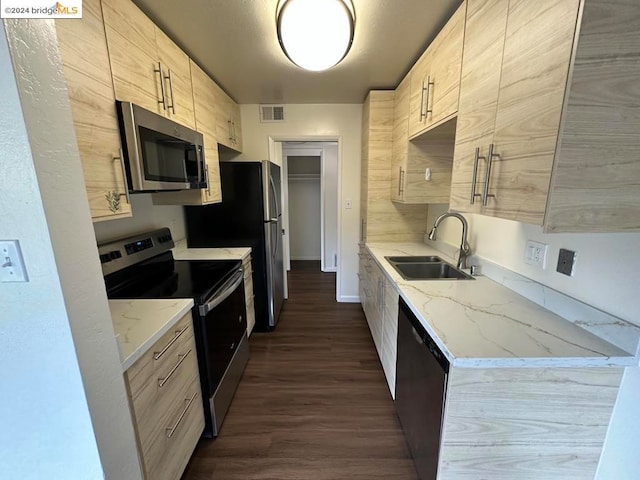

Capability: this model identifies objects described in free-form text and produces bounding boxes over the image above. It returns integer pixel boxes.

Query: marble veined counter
[172,239,251,261]
[109,299,194,371]
[365,242,637,368]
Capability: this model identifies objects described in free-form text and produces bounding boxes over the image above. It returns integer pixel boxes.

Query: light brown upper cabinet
[154,27,197,129]
[56,0,132,222]
[391,73,456,205]
[212,82,243,152]
[152,61,222,206]
[408,2,465,139]
[102,0,195,129]
[450,0,640,232]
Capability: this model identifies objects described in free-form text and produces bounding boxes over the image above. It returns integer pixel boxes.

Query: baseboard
[322,267,337,273]
[290,256,321,261]
[337,295,360,303]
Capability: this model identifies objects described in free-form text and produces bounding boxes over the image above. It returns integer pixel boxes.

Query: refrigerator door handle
[269,175,280,218]
[271,221,278,259]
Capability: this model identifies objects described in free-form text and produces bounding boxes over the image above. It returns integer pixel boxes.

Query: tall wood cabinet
[450,0,640,232]
[102,0,195,129]
[408,2,465,138]
[360,91,428,243]
[56,0,132,221]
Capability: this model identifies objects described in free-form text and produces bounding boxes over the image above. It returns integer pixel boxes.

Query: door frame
[268,135,342,301]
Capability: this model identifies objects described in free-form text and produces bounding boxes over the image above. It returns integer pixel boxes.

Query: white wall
[239,104,362,301]
[1,20,142,479]
[93,194,186,243]
[288,178,321,260]
[428,205,640,478]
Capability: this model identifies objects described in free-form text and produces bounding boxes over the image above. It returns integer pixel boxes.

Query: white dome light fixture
[277,0,355,72]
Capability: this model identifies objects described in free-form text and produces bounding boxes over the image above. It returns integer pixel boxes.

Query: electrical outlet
[425,168,431,181]
[345,198,352,209]
[524,240,548,269]
[557,248,577,276]
[0,240,28,282]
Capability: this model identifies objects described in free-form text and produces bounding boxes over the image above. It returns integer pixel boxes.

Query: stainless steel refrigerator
[185,161,284,331]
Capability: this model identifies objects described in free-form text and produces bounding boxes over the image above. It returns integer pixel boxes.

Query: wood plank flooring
[181,261,417,480]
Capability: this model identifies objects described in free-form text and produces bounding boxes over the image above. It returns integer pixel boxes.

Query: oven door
[196,267,248,436]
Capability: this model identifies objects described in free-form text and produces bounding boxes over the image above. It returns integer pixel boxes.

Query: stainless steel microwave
[116,101,207,192]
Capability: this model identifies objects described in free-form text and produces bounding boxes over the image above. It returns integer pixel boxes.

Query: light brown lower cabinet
[242,254,256,336]
[358,246,399,399]
[124,312,204,480]
[439,367,623,479]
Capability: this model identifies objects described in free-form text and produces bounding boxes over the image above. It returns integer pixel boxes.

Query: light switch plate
[524,240,548,269]
[0,240,28,282]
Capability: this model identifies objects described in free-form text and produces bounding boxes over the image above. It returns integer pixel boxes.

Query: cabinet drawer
[143,375,204,480]
[126,312,194,398]
[127,330,200,448]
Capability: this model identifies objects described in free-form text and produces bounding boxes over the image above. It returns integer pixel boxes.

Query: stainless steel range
[99,228,249,437]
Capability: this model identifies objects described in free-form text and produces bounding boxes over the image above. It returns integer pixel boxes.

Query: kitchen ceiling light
[277,0,355,72]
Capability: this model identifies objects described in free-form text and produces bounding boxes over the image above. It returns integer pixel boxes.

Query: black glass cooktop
[105,252,241,304]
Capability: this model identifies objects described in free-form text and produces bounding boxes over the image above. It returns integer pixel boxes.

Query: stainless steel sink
[385,255,444,263]
[385,256,474,281]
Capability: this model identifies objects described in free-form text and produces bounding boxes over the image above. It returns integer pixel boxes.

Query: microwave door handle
[199,269,244,316]
[196,145,205,186]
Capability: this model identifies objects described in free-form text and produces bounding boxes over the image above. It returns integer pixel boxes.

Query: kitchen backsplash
[93,194,186,244]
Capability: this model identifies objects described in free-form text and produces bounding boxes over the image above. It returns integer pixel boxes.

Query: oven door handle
[199,269,244,316]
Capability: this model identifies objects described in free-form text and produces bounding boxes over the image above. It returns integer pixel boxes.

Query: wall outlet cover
[557,248,577,276]
[524,240,548,269]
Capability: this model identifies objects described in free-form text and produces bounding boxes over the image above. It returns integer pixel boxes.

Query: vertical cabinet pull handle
[111,148,131,210]
[424,75,434,119]
[166,391,198,438]
[482,144,499,206]
[399,167,405,198]
[361,218,366,242]
[228,120,233,143]
[154,62,167,111]
[470,147,485,205]
[164,69,176,114]
[419,81,426,121]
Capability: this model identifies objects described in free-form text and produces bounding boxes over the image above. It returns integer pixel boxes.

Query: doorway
[281,142,338,275]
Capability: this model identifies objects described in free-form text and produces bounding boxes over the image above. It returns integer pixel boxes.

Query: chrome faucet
[428,212,471,269]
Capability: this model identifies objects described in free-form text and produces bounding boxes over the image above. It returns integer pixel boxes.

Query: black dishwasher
[395,297,449,480]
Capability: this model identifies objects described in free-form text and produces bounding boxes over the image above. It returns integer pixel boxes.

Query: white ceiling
[133,0,462,104]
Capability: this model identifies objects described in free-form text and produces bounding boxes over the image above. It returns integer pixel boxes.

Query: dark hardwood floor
[181,261,417,480]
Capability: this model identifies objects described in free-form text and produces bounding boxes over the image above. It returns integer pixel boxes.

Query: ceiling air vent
[260,104,285,123]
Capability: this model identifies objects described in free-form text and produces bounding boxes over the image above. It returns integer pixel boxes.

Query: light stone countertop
[365,242,636,368]
[109,299,194,372]
[172,239,251,261]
